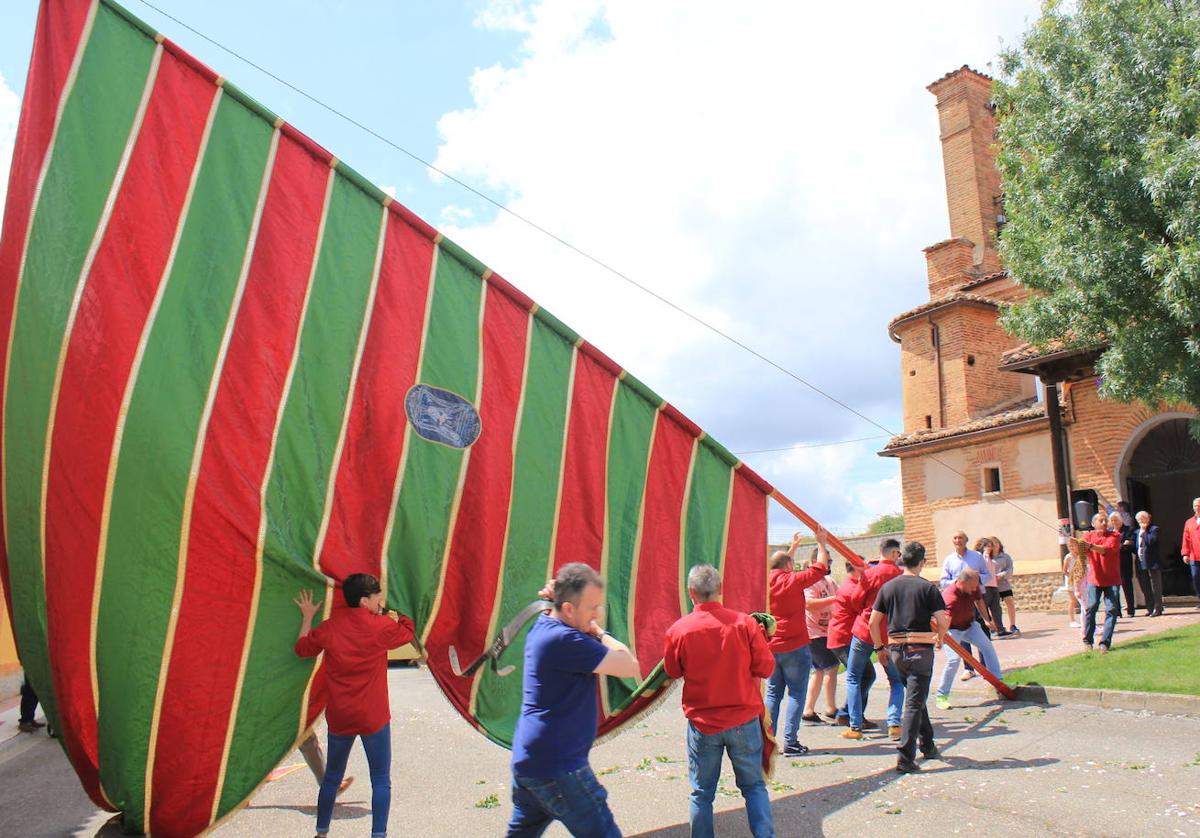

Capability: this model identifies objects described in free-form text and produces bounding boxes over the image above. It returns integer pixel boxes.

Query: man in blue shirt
[508,563,640,838]
[939,530,991,588]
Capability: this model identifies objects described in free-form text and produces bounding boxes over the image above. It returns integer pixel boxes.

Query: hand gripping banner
[0,1,784,834]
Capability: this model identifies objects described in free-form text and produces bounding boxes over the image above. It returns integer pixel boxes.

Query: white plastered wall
[931,493,1061,576]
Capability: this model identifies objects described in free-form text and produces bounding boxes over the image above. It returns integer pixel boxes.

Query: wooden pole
[769,489,1017,701]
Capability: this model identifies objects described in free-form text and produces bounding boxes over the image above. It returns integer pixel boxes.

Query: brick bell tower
[888,66,1034,435]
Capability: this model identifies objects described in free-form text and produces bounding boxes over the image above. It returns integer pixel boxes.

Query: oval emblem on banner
[405,384,482,449]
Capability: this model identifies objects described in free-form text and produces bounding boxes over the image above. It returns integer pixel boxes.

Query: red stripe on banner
[551,352,616,574]
[422,288,530,721]
[0,0,95,645]
[41,51,215,809]
[721,472,768,614]
[317,215,435,581]
[630,414,694,679]
[147,135,330,838]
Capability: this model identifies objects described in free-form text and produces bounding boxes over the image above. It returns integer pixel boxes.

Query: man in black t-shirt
[868,543,949,774]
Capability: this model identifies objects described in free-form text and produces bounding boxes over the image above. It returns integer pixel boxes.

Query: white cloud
[430,0,1040,536]
[0,72,20,223]
[379,184,398,198]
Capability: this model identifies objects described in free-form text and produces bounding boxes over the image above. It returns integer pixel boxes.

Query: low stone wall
[1010,571,1066,612]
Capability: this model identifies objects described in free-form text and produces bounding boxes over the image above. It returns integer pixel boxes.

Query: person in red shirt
[933,568,1001,709]
[1082,512,1123,653]
[1181,497,1200,608]
[664,564,776,838]
[843,539,904,740]
[295,573,415,838]
[825,563,863,726]
[764,529,831,757]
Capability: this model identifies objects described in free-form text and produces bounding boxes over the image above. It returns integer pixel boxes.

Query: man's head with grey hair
[954,566,980,593]
[687,564,722,603]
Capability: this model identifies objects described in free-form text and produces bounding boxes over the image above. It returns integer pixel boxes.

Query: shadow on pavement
[631,704,1059,837]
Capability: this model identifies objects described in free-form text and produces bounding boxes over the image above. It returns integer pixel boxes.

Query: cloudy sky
[0,0,1041,540]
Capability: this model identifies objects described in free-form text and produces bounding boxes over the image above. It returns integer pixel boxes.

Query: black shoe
[895,759,921,774]
[997,629,1012,637]
[782,744,810,757]
[920,747,942,760]
[800,713,824,725]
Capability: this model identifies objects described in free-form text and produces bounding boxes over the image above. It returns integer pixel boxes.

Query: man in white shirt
[938,531,991,589]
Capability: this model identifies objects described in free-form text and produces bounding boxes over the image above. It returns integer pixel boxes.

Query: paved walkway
[0,605,1197,837]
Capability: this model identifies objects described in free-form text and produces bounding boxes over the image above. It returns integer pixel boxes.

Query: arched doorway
[1120,416,1200,596]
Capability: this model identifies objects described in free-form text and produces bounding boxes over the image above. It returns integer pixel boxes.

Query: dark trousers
[1119,553,1136,615]
[1190,561,1200,602]
[19,679,38,724]
[889,644,935,765]
[1135,567,1163,614]
[983,587,1004,630]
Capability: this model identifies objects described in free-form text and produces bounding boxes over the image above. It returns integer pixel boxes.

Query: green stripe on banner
[94,94,273,821]
[3,5,153,734]
[473,318,573,745]
[680,443,733,614]
[218,176,383,812]
[386,245,482,632]
[602,381,657,715]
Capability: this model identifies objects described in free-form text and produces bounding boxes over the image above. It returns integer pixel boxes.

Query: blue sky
[0,0,1043,539]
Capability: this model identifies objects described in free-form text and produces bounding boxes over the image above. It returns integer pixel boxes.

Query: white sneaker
[1069,621,1080,628]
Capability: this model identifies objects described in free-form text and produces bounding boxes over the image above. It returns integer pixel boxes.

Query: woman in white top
[800,549,840,723]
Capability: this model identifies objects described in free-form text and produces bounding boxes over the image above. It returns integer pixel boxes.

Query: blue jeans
[317,723,391,837]
[829,645,850,721]
[764,645,812,749]
[845,637,902,728]
[937,621,1002,698]
[686,717,774,838]
[1084,584,1120,648]
[1190,561,1200,601]
[507,765,621,838]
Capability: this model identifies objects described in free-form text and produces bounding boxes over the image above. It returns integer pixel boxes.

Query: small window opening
[984,466,1002,494]
[925,415,933,430]
[967,355,976,366]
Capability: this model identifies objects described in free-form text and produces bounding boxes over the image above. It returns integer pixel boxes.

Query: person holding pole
[869,542,949,774]
[664,564,776,838]
[764,529,830,756]
[932,568,1001,709]
[1082,512,1122,652]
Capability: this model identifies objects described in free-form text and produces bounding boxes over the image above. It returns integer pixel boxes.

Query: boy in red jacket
[295,573,414,838]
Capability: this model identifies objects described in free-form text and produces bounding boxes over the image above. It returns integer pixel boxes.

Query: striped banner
[0,1,778,835]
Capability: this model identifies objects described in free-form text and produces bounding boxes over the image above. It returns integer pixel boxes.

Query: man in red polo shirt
[764,529,831,756]
[843,539,905,740]
[933,568,1001,708]
[1182,497,1200,608]
[1082,512,1123,652]
[826,562,863,726]
[664,564,776,838]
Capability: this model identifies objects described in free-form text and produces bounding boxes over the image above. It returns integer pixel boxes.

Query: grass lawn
[1006,622,1200,695]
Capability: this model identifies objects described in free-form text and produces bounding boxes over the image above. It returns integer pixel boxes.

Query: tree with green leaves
[994,0,1200,428]
[866,513,904,534]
